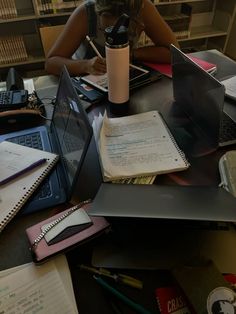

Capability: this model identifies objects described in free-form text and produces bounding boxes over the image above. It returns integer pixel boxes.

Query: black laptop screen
[52,66,92,192]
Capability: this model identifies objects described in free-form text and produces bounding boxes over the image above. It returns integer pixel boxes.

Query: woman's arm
[133,0,179,63]
[45,4,106,76]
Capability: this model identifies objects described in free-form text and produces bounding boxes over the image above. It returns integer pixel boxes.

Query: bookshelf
[139,0,236,55]
[0,0,235,79]
[0,0,82,80]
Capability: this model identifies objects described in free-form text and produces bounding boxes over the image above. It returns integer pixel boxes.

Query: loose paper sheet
[0,255,78,314]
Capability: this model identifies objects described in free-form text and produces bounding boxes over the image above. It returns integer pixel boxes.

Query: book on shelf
[0,255,78,313]
[34,0,81,15]
[0,0,17,19]
[0,141,59,232]
[0,35,28,65]
[164,3,192,40]
[92,110,189,182]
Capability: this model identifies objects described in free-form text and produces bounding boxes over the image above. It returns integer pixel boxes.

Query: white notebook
[93,110,190,181]
[0,141,59,232]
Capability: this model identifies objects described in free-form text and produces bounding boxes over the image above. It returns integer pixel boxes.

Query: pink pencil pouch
[26,203,110,263]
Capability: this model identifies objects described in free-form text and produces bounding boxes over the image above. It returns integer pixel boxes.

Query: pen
[0,158,47,186]
[94,276,152,314]
[79,264,143,289]
[86,35,103,58]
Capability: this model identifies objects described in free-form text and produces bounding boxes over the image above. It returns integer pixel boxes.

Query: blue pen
[0,158,47,186]
[94,276,152,314]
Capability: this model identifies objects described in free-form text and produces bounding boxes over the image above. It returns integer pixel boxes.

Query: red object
[144,55,217,78]
[155,285,195,314]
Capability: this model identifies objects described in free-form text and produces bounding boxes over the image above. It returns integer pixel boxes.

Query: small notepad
[0,141,59,232]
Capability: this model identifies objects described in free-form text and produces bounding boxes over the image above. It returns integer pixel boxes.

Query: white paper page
[99,111,189,180]
[92,113,156,184]
[221,76,236,100]
[53,255,78,312]
[24,78,35,94]
[0,141,46,182]
[0,255,78,314]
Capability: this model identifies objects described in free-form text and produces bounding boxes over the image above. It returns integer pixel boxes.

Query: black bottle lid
[105,13,129,46]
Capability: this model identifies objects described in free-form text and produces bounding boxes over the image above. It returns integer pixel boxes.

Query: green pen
[79,264,143,289]
[94,276,152,314]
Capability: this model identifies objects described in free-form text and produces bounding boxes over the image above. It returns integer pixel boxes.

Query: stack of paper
[92,111,189,182]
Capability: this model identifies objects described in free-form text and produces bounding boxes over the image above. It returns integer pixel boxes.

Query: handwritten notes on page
[0,141,59,232]
[0,255,78,314]
[93,111,189,182]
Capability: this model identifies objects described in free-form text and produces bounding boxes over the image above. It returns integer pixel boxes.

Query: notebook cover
[144,55,216,78]
[26,205,110,263]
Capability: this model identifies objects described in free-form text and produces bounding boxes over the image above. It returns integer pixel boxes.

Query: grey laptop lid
[171,44,225,156]
[89,183,236,223]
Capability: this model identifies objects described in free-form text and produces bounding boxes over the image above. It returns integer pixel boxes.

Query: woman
[45,0,179,77]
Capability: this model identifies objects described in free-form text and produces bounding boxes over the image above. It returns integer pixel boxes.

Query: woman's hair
[95,0,143,17]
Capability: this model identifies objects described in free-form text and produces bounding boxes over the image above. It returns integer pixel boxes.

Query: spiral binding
[0,155,59,232]
[155,111,189,167]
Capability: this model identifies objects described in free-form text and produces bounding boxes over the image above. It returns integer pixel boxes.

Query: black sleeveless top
[74,0,144,60]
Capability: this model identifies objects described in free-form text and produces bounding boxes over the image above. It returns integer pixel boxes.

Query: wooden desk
[1,50,236,313]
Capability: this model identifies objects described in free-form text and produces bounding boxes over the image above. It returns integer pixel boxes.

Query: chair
[39,25,64,56]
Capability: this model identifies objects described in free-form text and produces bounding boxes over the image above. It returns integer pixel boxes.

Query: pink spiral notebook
[144,55,217,78]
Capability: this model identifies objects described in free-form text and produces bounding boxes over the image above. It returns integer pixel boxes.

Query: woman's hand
[86,56,106,75]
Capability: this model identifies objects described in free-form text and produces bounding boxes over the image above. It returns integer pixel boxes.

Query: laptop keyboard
[219,113,236,146]
[7,132,52,200]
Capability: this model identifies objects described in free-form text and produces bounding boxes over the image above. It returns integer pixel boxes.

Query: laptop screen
[171,45,225,154]
[51,66,93,193]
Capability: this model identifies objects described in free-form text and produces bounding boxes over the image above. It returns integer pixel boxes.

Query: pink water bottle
[105,14,130,115]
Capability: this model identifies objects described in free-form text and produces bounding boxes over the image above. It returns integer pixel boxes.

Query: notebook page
[98,111,189,181]
[0,141,59,232]
[0,256,78,314]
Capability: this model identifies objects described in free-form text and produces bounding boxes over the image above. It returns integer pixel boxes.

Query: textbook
[92,111,189,182]
[144,55,217,78]
[0,141,59,232]
[155,285,194,314]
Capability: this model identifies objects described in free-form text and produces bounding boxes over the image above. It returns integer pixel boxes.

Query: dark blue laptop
[0,66,93,214]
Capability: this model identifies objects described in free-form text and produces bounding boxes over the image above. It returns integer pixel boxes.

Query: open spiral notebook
[0,141,58,232]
